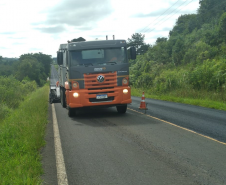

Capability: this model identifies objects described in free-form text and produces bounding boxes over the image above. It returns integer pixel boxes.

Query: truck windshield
[70,47,127,66]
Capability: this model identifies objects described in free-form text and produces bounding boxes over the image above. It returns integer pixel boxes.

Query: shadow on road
[71,107,128,119]
[66,105,161,128]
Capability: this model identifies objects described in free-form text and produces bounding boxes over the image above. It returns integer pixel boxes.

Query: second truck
[57,38,136,117]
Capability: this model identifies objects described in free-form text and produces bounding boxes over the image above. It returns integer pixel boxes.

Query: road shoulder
[41,103,58,185]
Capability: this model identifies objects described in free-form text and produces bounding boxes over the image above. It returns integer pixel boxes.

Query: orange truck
[57,39,136,117]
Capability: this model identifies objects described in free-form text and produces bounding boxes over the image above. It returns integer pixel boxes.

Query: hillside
[130,0,226,105]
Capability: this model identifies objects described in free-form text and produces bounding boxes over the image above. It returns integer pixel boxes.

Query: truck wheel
[68,107,76,117]
[116,104,127,114]
[60,88,66,108]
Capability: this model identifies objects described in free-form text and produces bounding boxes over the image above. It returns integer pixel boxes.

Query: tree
[151,41,171,64]
[155,37,167,44]
[198,0,226,24]
[169,14,197,36]
[0,64,13,76]
[69,37,86,43]
[127,33,150,55]
[127,33,145,48]
[15,56,42,84]
[33,53,51,77]
[19,53,51,78]
[219,12,226,41]
[16,53,51,86]
[172,37,185,65]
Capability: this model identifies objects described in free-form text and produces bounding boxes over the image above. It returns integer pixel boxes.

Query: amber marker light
[73,82,78,88]
[72,81,79,89]
[122,78,128,85]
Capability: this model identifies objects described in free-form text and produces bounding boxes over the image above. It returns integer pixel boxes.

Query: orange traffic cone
[139,92,148,110]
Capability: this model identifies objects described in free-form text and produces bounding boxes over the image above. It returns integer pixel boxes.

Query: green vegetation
[0,76,37,120]
[0,53,52,120]
[131,88,226,111]
[0,53,52,183]
[0,57,18,76]
[0,52,52,86]
[129,0,226,110]
[69,36,86,42]
[0,84,49,184]
[127,33,150,55]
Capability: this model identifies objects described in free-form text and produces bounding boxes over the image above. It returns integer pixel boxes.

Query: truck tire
[116,104,127,114]
[60,88,66,108]
[49,92,52,104]
[68,107,76,117]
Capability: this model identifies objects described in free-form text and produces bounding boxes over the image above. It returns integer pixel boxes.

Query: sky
[0,0,200,58]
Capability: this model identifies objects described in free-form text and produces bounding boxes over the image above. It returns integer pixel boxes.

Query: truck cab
[57,39,136,116]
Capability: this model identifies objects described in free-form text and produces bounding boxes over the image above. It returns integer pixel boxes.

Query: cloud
[35,0,113,33]
[8,37,26,40]
[133,8,196,18]
[35,25,66,33]
[0,46,7,49]
[0,32,16,35]
[13,42,25,45]
[133,10,168,18]
[89,34,108,39]
[74,26,94,31]
[132,0,198,18]
[29,48,43,52]
[161,27,172,31]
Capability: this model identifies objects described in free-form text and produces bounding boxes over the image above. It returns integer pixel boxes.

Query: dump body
[57,40,135,115]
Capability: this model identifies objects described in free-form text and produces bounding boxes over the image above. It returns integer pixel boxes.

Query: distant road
[50,65,58,86]
[42,67,226,185]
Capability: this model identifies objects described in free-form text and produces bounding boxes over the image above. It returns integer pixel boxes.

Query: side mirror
[57,52,63,65]
[130,47,136,60]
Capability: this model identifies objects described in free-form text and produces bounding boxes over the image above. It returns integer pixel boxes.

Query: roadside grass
[0,84,49,184]
[131,87,226,111]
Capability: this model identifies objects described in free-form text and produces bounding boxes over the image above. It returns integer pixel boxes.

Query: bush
[0,76,37,119]
[0,103,12,120]
[183,41,218,64]
[189,58,226,90]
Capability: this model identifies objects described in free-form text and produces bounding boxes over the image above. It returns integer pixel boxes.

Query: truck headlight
[123,89,128,94]
[73,92,79,98]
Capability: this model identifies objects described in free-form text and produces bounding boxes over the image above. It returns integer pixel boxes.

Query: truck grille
[84,72,117,103]
[84,72,117,90]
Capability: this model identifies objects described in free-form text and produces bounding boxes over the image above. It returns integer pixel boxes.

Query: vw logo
[97,75,105,83]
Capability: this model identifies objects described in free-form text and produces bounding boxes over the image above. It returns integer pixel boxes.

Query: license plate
[96,94,108,99]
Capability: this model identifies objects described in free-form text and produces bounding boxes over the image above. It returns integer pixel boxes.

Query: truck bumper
[66,87,132,108]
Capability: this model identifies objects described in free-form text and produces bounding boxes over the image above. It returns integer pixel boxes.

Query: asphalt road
[131,96,226,143]
[42,98,226,185]
[50,65,58,86]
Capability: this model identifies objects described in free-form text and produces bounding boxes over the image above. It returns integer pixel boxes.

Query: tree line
[0,53,52,119]
[0,53,52,86]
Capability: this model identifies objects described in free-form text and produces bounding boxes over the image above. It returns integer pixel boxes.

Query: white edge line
[128,108,226,146]
[52,104,69,185]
